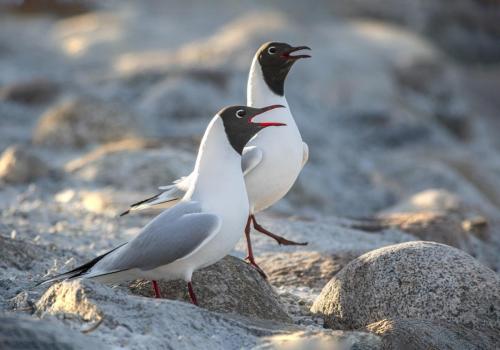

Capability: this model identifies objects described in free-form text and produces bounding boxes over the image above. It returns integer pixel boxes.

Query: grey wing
[302,142,309,168]
[121,173,193,216]
[93,201,221,273]
[241,146,263,176]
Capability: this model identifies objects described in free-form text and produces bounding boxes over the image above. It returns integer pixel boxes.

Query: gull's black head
[218,105,287,154]
[256,42,311,96]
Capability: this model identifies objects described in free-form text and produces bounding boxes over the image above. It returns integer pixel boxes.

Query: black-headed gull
[39,105,286,304]
[121,42,311,277]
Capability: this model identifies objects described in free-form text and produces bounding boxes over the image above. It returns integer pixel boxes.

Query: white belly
[244,115,304,213]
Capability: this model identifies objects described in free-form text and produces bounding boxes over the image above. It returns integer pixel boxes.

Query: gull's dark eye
[267,46,276,55]
[236,109,245,118]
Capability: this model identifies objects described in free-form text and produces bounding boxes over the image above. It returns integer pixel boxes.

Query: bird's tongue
[258,122,286,127]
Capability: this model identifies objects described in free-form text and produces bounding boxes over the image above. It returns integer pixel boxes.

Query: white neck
[247,55,288,108]
[187,116,243,202]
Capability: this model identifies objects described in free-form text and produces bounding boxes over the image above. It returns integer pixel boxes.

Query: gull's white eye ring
[267,46,276,54]
[236,109,245,118]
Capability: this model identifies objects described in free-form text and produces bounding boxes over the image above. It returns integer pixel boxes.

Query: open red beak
[249,105,287,127]
[282,46,311,60]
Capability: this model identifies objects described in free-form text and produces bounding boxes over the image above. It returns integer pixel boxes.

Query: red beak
[249,105,287,127]
[281,46,311,60]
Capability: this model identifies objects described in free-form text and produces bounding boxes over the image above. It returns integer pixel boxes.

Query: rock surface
[36,280,296,350]
[257,251,355,290]
[366,318,498,350]
[0,313,101,350]
[311,241,500,333]
[128,255,291,323]
[0,145,51,184]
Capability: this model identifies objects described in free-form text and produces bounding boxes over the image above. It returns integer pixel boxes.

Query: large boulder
[33,97,142,148]
[366,318,498,350]
[128,255,291,323]
[311,241,500,333]
[35,280,294,349]
[0,145,52,184]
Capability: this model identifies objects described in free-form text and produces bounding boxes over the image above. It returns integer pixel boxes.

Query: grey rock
[311,241,500,333]
[0,235,55,272]
[0,145,51,184]
[0,235,77,308]
[0,313,102,350]
[128,255,292,323]
[33,97,142,148]
[366,318,498,350]
[36,280,295,349]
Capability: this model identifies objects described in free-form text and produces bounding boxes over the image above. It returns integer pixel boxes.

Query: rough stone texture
[257,251,355,290]
[0,313,101,350]
[33,97,142,148]
[0,235,56,272]
[366,318,498,350]
[0,235,77,309]
[128,255,291,323]
[258,330,382,350]
[36,280,295,350]
[0,145,51,184]
[311,241,500,333]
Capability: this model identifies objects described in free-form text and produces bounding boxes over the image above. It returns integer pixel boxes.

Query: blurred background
[1,0,500,269]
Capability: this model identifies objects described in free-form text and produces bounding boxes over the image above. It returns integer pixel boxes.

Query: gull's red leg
[187,282,198,306]
[251,215,308,246]
[152,280,162,298]
[244,215,267,279]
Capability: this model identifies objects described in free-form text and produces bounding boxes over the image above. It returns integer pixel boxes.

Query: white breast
[245,56,305,213]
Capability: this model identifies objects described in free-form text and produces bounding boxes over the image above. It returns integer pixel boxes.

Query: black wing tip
[119,209,130,217]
